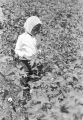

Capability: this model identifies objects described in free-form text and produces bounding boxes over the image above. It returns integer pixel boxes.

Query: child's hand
[30,54,37,66]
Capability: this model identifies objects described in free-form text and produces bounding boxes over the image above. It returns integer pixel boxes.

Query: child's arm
[15,35,25,58]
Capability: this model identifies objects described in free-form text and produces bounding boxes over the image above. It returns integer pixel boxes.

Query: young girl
[15,16,43,85]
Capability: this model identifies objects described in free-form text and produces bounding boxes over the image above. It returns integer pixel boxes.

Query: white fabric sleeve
[15,35,24,57]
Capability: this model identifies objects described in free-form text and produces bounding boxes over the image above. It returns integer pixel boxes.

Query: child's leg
[21,60,33,75]
[21,60,44,83]
[32,62,44,77]
[20,60,34,88]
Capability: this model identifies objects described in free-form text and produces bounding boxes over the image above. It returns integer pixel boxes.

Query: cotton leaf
[0,56,13,63]
[17,90,23,99]
[14,78,21,86]
[30,59,36,66]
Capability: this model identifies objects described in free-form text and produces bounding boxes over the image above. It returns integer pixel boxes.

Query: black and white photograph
[0,0,83,119]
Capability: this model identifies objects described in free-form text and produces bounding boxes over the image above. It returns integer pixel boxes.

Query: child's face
[31,24,41,36]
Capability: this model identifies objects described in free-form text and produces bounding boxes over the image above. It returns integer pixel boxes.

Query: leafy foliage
[0,0,83,120]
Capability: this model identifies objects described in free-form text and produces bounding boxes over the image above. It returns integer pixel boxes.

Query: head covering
[24,16,42,34]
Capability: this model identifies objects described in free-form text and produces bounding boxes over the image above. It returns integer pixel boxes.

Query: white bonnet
[24,16,42,34]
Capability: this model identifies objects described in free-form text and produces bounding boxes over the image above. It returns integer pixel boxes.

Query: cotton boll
[8,97,12,102]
